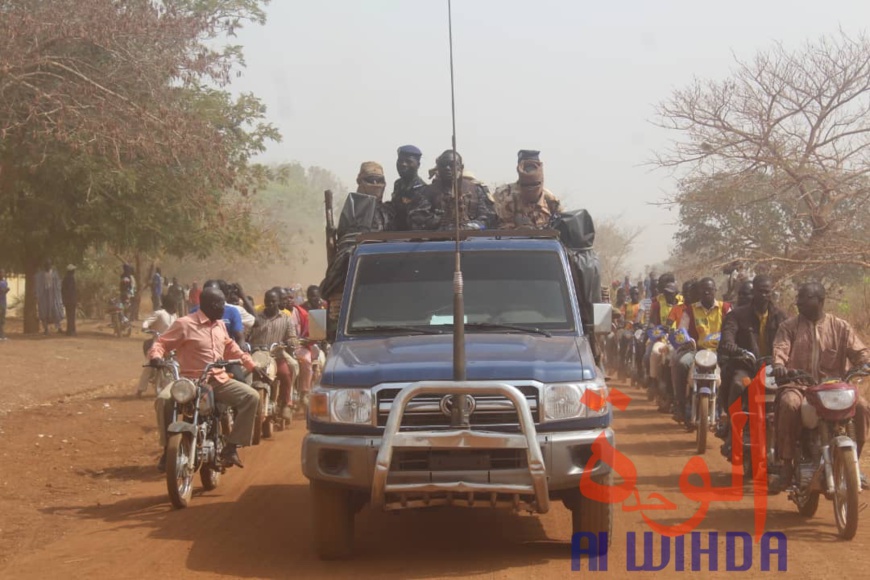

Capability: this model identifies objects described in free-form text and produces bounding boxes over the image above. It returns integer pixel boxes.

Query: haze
[232,0,869,274]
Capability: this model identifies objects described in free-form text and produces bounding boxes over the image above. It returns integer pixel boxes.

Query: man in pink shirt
[149,287,262,470]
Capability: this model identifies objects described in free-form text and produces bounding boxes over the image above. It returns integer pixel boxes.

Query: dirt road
[1,334,870,579]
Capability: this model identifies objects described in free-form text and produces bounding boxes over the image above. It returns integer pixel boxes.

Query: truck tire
[311,481,355,560]
[571,473,613,554]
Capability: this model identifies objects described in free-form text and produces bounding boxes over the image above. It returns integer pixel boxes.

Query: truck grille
[392,449,528,471]
[376,385,540,429]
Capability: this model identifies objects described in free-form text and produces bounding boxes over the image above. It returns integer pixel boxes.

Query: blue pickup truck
[302,230,614,559]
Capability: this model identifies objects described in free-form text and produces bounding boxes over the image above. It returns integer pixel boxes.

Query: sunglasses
[363,176,385,185]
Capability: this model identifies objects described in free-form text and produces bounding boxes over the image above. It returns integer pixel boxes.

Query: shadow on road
[41,484,572,579]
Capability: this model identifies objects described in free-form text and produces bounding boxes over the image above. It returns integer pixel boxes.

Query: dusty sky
[231,0,869,273]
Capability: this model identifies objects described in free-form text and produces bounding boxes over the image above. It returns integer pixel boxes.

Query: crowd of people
[143,279,327,470]
[609,271,870,492]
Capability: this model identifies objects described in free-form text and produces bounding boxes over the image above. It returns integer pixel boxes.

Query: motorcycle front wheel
[166,433,195,508]
[832,445,860,539]
[696,394,709,454]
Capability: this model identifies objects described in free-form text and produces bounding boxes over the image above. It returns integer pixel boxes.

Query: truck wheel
[571,474,613,554]
[311,481,355,560]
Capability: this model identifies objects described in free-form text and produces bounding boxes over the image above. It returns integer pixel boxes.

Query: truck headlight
[542,378,609,422]
[332,389,373,424]
[543,384,583,421]
[309,386,374,425]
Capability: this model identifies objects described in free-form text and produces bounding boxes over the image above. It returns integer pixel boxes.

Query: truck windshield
[346,250,576,334]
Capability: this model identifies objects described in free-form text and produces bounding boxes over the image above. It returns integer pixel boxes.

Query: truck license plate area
[393,449,527,472]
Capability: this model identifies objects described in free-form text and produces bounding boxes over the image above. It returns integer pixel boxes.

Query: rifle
[324,189,336,266]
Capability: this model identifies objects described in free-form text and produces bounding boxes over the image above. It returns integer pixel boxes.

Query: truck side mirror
[308,309,327,341]
[592,303,612,335]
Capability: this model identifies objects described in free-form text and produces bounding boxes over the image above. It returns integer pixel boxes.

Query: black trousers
[64,302,76,336]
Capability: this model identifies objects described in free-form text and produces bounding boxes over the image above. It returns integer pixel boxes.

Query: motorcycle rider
[136,295,179,396]
[673,277,732,423]
[618,287,641,378]
[248,289,299,421]
[284,287,314,399]
[150,287,265,471]
[719,275,785,407]
[771,281,870,491]
[302,285,327,311]
[648,277,682,399]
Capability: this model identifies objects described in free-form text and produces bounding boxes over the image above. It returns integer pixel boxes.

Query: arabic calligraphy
[580,365,769,541]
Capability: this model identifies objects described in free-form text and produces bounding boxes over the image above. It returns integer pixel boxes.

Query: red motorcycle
[782,364,870,539]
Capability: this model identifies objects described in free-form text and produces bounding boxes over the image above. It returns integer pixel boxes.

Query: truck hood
[324,334,594,386]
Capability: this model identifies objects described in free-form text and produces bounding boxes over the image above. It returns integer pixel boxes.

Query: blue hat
[397,145,422,158]
[518,149,540,161]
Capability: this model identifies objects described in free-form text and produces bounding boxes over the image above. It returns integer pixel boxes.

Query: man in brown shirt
[772,282,870,490]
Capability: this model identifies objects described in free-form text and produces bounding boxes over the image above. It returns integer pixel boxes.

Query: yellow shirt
[757,309,770,357]
[688,301,725,349]
[657,294,684,328]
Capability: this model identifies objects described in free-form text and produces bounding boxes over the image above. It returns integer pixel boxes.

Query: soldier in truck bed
[391,145,427,231]
[408,150,497,231]
[494,149,563,229]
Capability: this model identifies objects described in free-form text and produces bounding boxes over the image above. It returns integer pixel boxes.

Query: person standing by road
[36,259,64,336]
[150,267,163,311]
[61,265,77,337]
[493,150,563,229]
[0,268,9,340]
[391,145,427,231]
[188,280,201,312]
[149,287,262,471]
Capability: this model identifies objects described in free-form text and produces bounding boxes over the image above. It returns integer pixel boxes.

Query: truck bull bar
[371,381,550,514]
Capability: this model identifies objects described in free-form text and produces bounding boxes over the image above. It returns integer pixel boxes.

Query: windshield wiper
[351,325,445,336]
[461,322,553,338]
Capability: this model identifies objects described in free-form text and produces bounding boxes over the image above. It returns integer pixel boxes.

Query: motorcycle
[685,332,722,454]
[783,364,870,540]
[248,343,292,443]
[107,299,132,337]
[721,349,777,482]
[137,330,176,397]
[644,325,670,405]
[157,359,241,509]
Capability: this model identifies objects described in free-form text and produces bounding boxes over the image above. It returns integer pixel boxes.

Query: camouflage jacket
[407,177,497,231]
[493,183,562,229]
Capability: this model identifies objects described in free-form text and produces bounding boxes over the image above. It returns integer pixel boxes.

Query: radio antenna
[447,0,468,428]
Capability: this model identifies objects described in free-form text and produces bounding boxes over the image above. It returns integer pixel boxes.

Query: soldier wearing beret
[391,145,428,231]
[494,150,563,229]
[408,150,497,231]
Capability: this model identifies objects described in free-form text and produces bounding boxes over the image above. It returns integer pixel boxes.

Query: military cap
[397,145,422,158]
[517,149,541,161]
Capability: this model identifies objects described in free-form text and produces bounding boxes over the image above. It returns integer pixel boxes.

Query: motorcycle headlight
[170,379,197,404]
[817,389,857,411]
[694,349,718,369]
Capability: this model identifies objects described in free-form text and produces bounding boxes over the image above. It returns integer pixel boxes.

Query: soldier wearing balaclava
[493,150,563,229]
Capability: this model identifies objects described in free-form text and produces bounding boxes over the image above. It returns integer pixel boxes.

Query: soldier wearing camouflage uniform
[494,149,562,229]
[408,150,497,230]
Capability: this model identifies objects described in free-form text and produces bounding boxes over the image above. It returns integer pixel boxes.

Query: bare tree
[594,216,644,287]
[654,30,870,279]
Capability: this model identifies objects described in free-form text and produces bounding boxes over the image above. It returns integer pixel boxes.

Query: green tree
[0,0,278,331]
